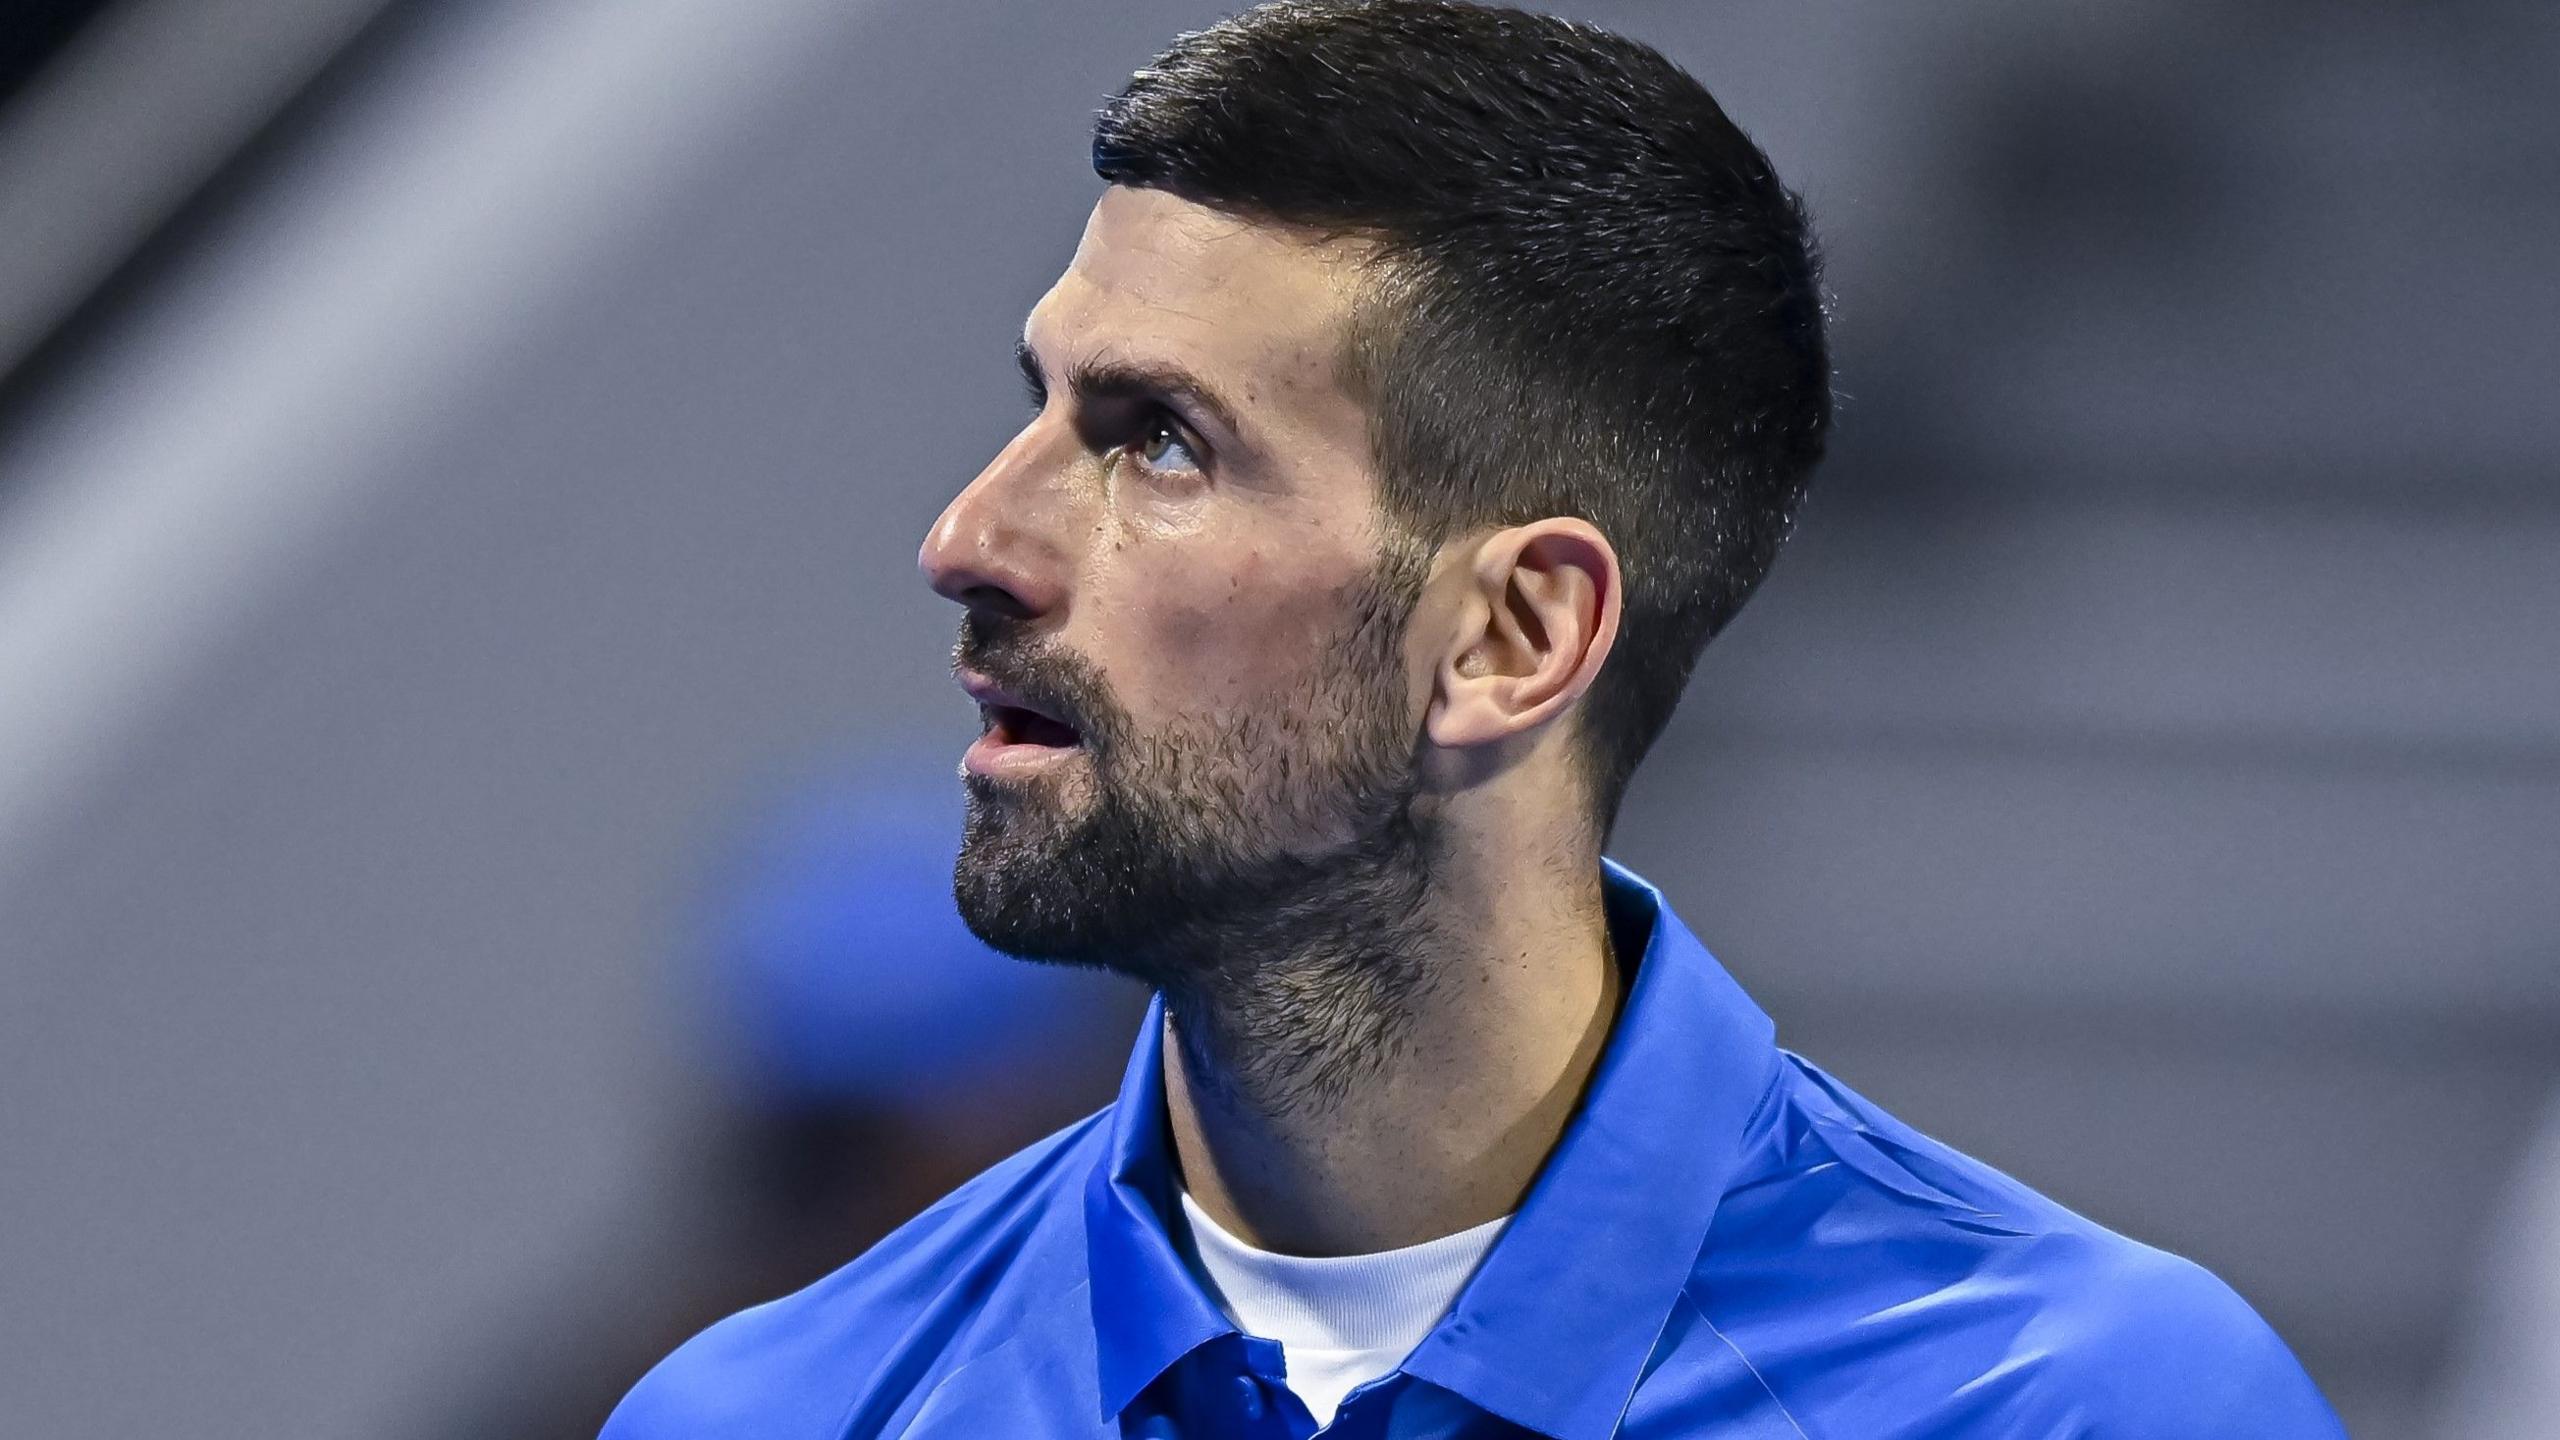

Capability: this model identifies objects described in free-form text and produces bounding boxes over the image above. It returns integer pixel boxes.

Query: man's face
[919,186,1434,972]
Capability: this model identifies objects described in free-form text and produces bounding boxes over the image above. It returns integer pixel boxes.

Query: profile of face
[918,187,1437,982]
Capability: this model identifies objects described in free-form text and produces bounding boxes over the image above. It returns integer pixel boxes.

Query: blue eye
[1133,412,1202,472]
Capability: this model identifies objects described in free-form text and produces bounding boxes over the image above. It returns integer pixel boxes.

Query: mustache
[953,612,1109,737]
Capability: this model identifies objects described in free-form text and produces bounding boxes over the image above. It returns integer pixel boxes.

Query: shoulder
[2016,1238,2345,1437]
[1698,1055,2342,1436]
[601,1110,1110,1440]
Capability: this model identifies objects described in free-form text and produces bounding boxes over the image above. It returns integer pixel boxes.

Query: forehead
[1027,187,1375,481]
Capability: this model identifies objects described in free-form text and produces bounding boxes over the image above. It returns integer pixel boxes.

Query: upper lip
[956,668,1077,733]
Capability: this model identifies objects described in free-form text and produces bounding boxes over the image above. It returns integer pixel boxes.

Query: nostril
[957,584,1036,621]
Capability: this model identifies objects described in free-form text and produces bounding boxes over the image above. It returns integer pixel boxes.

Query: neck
[1162,841,1621,1257]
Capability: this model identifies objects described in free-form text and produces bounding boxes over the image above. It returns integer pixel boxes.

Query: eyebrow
[1016,339,1246,444]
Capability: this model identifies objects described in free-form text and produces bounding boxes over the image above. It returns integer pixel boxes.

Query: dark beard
[949,545,1439,1118]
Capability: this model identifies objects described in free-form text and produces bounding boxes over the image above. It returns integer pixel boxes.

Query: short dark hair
[1094,0,1831,842]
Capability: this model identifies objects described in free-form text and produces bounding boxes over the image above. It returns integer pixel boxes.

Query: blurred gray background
[3,1,2554,1436]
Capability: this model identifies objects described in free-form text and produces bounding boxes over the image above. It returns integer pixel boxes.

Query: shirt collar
[1084,996,1234,1421]
[1398,858,1782,1440]
[1082,858,1783,1437]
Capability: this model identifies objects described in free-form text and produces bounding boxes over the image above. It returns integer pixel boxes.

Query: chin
[953,794,1112,964]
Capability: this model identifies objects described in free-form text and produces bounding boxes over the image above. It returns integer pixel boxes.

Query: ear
[1425,518,1622,751]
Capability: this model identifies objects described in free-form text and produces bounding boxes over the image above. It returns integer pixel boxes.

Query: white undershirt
[1176,1190,1510,1430]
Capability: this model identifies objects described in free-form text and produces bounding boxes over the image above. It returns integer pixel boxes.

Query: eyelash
[1021,383,1205,475]
[1126,409,1203,474]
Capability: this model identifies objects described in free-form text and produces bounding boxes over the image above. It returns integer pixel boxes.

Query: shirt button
[1233,1375,1266,1420]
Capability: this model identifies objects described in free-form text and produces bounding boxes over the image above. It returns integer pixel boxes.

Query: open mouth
[958,668,1088,777]
[981,701,1083,750]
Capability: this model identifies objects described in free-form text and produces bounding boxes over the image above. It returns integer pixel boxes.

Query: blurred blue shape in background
[697,761,1089,1108]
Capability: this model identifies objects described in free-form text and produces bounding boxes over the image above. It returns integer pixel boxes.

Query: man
[605,2,2344,1435]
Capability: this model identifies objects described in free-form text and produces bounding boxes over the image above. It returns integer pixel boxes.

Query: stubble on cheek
[1177,577,1421,849]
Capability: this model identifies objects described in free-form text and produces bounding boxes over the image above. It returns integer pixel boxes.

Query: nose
[918,428,1071,621]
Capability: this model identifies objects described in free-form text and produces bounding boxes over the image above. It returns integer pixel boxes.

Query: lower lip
[964,731,1084,778]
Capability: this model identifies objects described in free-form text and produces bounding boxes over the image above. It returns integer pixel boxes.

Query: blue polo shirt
[603,860,2344,1438]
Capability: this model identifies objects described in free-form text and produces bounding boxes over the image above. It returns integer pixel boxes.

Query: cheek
[1110,548,1352,712]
